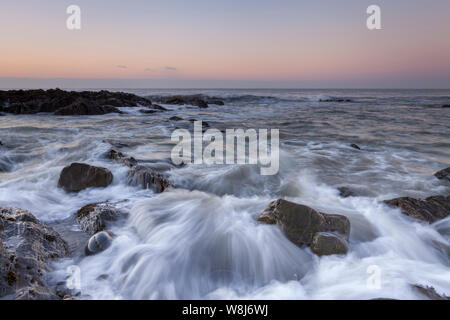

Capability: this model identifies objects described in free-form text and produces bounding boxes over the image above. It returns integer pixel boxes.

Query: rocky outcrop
[384,196,450,223]
[76,203,126,235]
[0,89,159,115]
[258,199,350,256]
[58,163,113,193]
[148,94,225,108]
[0,207,68,299]
[107,148,172,193]
[434,167,450,182]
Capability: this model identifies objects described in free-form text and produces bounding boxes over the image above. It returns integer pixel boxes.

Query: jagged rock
[85,231,113,256]
[258,199,350,256]
[54,98,122,115]
[0,207,68,299]
[434,167,450,182]
[311,232,348,256]
[58,163,113,193]
[384,196,450,223]
[76,203,125,235]
[411,284,449,300]
[107,148,172,193]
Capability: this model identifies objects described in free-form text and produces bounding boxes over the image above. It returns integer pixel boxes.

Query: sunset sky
[1,0,450,88]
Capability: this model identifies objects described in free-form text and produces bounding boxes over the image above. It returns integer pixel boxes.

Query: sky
[1,0,450,89]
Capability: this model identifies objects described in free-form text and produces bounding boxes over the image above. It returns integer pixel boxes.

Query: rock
[169,116,183,121]
[208,99,225,106]
[139,109,158,114]
[54,98,122,115]
[350,144,361,150]
[442,105,450,108]
[434,167,450,182]
[58,163,113,192]
[338,186,356,198]
[310,232,348,256]
[107,148,172,193]
[85,231,113,256]
[258,199,350,255]
[76,203,125,235]
[0,89,155,115]
[0,207,68,299]
[384,196,450,223]
[149,95,214,108]
[411,285,449,300]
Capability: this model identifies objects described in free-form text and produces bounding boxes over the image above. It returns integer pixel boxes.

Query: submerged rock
[58,163,113,193]
[411,284,449,300]
[384,196,450,223]
[350,143,361,150]
[107,148,172,193]
[85,231,113,256]
[258,199,350,256]
[0,207,68,299]
[338,186,356,198]
[76,203,126,235]
[434,167,450,182]
[149,94,224,108]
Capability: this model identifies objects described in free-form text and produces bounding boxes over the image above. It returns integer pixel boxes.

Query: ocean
[0,89,449,299]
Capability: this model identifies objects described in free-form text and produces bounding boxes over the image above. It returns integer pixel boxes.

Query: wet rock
[76,203,126,235]
[411,284,449,300]
[54,98,122,116]
[128,165,172,193]
[169,116,183,121]
[107,148,172,193]
[310,232,348,256]
[149,94,220,108]
[0,89,155,115]
[384,196,450,223]
[442,105,450,108]
[208,99,225,106]
[139,109,158,114]
[0,207,68,299]
[58,163,113,193]
[350,144,361,150]
[85,231,113,256]
[338,186,356,198]
[434,167,450,182]
[258,199,350,256]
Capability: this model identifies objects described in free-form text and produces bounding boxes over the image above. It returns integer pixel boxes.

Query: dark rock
[169,116,183,121]
[139,109,158,114]
[442,105,450,108]
[0,207,68,299]
[258,199,350,256]
[85,231,113,256]
[350,144,361,150]
[434,167,450,182]
[384,196,450,223]
[107,148,172,193]
[338,186,356,198]
[0,89,155,115]
[149,94,213,108]
[58,163,113,193]
[411,284,449,300]
[311,232,348,256]
[208,99,225,106]
[76,203,125,235]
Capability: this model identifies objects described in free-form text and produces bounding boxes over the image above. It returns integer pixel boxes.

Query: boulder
[0,207,68,299]
[85,231,113,256]
[58,163,113,192]
[384,196,450,223]
[107,148,172,193]
[258,199,350,255]
[434,167,450,182]
[76,203,125,235]
[311,232,348,256]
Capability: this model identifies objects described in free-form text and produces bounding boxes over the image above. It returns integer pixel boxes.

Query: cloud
[164,66,177,71]
[116,65,128,69]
